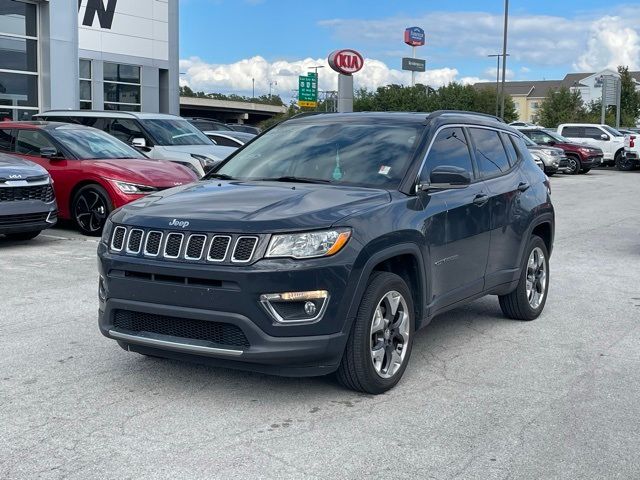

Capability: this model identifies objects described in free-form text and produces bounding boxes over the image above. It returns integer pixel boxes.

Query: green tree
[618,66,640,127]
[537,87,585,128]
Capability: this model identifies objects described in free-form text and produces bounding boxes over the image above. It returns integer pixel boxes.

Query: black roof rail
[426,110,505,123]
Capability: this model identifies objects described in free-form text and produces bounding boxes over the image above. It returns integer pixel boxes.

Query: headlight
[578,147,592,155]
[191,154,218,169]
[113,181,158,194]
[266,229,351,259]
[541,148,559,157]
[101,217,114,243]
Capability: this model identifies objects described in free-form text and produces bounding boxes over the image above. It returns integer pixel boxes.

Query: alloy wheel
[526,247,547,309]
[75,190,107,233]
[567,157,579,174]
[370,290,410,379]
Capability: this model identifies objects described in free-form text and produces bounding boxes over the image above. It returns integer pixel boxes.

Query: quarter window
[501,133,519,166]
[469,128,510,177]
[422,127,473,179]
[15,130,55,156]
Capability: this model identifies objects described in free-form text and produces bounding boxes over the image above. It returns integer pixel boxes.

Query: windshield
[526,130,567,144]
[51,128,146,160]
[216,121,423,189]
[142,119,213,146]
[520,134,538,147]
[602,125,623,137]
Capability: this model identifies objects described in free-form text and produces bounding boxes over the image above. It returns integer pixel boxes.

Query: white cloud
[318,8,640,71]
[180,56,463,101]
[575,16,640,71]
[483,67,514,80]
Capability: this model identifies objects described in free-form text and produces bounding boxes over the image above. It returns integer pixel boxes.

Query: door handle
[473,194,489,206]
[517,182,530,192]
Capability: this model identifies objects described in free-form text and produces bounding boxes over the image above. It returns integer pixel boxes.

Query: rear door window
[501,133,520,166]
[468,128,511,177]
[561,126,584,138]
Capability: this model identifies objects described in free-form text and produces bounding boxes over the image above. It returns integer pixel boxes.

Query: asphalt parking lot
[1,168,639,480]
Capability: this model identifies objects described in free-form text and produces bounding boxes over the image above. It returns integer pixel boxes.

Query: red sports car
[0,122,197,235]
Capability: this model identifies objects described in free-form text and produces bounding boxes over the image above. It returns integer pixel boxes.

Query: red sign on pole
[328,49,364,75]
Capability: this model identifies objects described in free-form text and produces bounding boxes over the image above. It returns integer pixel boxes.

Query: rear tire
[5,230,41,241]
[499,235,549,321]
[337,272,414,394]
[615,152,634,171]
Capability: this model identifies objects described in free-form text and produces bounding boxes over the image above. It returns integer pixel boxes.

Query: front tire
[566,156,581,175]
[337,272,414,394]
[499,235,549,321]
[72,184,112,236]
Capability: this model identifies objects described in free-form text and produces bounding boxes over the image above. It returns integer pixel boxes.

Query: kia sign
[328,49,364,76]
[404,27,425,47]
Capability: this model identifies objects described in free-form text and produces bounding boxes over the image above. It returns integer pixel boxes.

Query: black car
[0,152,57,240]
[97,111,554,394]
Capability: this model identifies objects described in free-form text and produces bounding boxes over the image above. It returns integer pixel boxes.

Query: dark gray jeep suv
[0,153,57,240]
[97,111,554,393]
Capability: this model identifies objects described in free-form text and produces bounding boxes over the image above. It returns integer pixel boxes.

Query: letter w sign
[78,0,118,30]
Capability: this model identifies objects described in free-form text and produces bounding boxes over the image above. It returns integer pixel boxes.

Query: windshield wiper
[204,172,235,180]
[257,176,332,184]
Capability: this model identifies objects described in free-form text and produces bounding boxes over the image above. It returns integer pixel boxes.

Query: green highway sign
[298,72,318,107]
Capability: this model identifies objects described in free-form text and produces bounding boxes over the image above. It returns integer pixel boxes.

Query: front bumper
[97,240,361,376]
[0,200,57,234]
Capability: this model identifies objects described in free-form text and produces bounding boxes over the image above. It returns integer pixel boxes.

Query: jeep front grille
[109,226,261,265]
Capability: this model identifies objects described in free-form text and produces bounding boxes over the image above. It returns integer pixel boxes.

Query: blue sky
[178,0,640,99]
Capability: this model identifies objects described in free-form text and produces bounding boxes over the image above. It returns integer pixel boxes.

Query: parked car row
[1,111,260,238]
[513,122,639,172]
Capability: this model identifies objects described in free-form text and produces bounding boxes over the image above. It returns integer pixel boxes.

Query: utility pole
[269,80,277,99]
[309,65,325,110]
[488,53,510,117]
[252,78,255,99]
[499,0,509,119]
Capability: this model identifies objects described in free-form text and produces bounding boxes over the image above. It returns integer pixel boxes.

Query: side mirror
[40,147,60,159]
[131,137,147,148]
[417,166,471,192]
[600,133,609,141]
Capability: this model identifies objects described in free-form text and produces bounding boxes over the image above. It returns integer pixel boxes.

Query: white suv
[556,123,630,167]
[35,111,237,178]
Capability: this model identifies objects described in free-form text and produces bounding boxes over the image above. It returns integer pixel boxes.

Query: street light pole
[488,53,510,117]
[269,80,277,99]
[252,78,255,99]
[499,0,510,119]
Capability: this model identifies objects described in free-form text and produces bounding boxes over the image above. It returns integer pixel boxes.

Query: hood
[158,144,237,161]
[83,158,198,187]
[113,181,391,233]
[527,145,564,155]
[0,153,48,180]
[553,141,603,153]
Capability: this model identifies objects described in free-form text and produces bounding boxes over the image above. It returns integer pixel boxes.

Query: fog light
[304,301,317,316]
[260,290,329,324]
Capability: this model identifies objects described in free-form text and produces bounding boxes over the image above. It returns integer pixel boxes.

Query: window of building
[468,128,511,178]
[79,59,92,110]
[0,0,38,120]
[103,63,141,111]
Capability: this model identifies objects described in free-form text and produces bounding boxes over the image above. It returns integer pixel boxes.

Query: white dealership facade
[1,0,179,120]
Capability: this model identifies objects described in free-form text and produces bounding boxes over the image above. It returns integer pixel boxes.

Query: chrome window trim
[163,232,184,259]
[231,235,258,263]
[143,231,163,257]
[184,234,207,261]
[125,228,144,254]
[414,123,518,192]
[207,234,232,262]
[110,226,127,251]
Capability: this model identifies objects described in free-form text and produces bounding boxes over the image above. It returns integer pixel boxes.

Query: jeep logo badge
[169,219,190,228]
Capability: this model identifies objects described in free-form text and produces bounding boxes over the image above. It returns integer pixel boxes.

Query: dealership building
[1,0,179,120]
